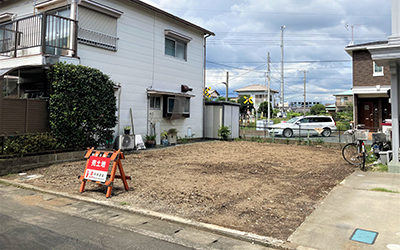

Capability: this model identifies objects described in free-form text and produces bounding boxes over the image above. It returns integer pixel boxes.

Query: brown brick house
[345,42,391,131]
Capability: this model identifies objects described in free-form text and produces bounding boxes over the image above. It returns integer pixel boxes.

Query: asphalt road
[0,184,191,250]
[0,182,276,250]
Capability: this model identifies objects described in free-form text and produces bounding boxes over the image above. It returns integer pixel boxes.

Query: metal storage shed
[205,101,240,139]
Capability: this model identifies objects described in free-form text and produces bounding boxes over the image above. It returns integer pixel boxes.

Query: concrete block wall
[0,151,85,176]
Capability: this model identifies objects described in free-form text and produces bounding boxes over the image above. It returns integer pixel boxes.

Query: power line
[157,7,389,17]
[208,59,351,63]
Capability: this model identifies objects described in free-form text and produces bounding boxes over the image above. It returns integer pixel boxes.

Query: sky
[142,0,392,105]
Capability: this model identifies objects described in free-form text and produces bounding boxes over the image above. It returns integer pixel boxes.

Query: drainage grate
[350,228,378,244]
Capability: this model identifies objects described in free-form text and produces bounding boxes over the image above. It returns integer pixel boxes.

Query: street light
[221,72,229,101]
[221,81,228,101]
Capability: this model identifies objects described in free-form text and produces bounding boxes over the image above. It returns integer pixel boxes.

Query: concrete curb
[0,178,295,250]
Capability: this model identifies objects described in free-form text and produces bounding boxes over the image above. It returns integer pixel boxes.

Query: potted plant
[123,125,131,135]
[168,128,178,145]
[144,134,157,148]
[161,131,169,146]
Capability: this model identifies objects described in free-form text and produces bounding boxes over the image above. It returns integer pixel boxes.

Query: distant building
[333,90,353,112]
[325,104,336,115]
[289,101,321,113]
[233,84,278,106]
[209,89,220,99]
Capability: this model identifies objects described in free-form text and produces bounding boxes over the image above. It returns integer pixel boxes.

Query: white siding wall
[1,0,207,141]
[77,0,205,140]
[0,0,36,18]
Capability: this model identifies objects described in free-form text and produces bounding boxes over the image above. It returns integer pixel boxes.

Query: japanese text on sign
[85,156,111,182]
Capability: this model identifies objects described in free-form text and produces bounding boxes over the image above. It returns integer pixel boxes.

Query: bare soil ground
[3,141,355,240]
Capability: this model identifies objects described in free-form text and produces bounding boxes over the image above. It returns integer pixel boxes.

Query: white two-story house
[0,0,214,144]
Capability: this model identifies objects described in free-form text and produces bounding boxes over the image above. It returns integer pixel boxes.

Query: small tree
[48,62,117,148]
[258,101,273,117]
[310,104,326,115]
[218,125,231,140]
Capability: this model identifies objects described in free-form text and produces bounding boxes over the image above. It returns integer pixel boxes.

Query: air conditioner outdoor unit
[118,135,135,150]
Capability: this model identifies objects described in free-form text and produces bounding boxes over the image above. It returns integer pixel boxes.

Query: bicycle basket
[355,129,369,140]
[343,133,355,143]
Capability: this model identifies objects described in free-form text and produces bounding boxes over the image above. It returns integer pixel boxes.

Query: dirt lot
[3,141,355,240]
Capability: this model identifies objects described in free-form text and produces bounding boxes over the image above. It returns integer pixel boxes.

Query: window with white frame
[165,37,187,60]
[164,30,191,61]
[373,62,384,76]
[150,96,161,109]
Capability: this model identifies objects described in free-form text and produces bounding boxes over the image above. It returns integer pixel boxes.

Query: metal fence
[0,13,77,57]
[239,125,368,144]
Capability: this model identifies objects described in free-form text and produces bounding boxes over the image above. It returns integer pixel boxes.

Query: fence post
[25,99,29,133]
[13,20,19,57]
[272,128,275,143]
[338,127,341,143]
[41,13,47,54]
[307,129,310,146]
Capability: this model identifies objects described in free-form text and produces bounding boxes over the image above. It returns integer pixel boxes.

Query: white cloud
[141,0,391,103]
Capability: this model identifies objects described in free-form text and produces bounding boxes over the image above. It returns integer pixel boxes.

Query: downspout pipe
[203,33,212,140]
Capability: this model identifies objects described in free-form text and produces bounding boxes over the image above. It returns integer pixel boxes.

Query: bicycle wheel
[342,143,362,165]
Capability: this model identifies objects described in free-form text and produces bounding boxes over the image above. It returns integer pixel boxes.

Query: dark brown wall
[353,50,391,87]
[1,99,50,135]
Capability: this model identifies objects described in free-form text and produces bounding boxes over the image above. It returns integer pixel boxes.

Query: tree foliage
[48,62,117,148]
[237,96,254,114]
[333,101,354,130]
[310,104,326,115]
[257,101,273,117]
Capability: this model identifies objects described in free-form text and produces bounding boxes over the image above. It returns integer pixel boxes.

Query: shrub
[218,125,231,140]
[48,62,117,148]
[310,104,326,115]
[336,120,351,131]
[3,133,58,154]
[287,111,302,119]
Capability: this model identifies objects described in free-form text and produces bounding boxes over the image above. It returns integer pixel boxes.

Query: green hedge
[48,62,117,148]
[2,133,58,154]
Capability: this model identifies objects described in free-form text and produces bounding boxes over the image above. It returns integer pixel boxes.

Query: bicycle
[342,125,369,171]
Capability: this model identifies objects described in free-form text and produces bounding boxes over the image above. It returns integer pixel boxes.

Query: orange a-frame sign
[79,148,131,198]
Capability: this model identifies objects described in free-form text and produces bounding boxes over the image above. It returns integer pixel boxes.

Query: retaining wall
[0,151,85,176]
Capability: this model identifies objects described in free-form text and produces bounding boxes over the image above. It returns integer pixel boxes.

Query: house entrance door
[359,101,374,129]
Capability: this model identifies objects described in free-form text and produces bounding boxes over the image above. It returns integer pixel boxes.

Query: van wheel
[322,128,331,137]
[283,129,293,138]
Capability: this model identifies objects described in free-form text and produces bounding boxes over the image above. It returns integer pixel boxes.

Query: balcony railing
[0,13,78,58]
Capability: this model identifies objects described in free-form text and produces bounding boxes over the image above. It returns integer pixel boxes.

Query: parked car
[267,116,337,138]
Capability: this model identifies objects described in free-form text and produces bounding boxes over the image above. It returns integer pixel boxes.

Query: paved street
[0,184,192,250]
[0,183,274,250]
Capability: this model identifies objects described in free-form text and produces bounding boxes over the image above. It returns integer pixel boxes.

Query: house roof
[128,0,215,36]
[345,41,388,49]
[234,84,279,93]
[334,90,353,96]
[325,104,336,110]
[344,40,388,56]
[210,89,220,95]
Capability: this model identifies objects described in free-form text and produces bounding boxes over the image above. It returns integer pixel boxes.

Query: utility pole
[280,25,285,113]
[301,70,309,116]
[267,52,271,126]
[225,71,229,101]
